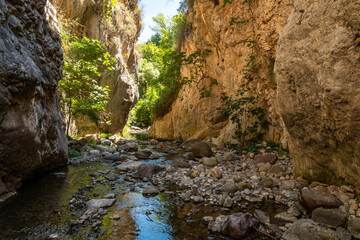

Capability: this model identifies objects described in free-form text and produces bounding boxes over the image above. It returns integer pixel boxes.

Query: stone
[86,199,116,212]
[288,205,302,218]
[208,215,229,233]
[300,189,342,211]
[254,153,277,165]
[181,139,213,158]
[124,143,138,152]
[134,164,163,179]
[210,166,222,179]
[218,153,235,162]
[90,150,101,156]
[104,193,116,199]
[267,164,284,175]
[0,179,6,195]
[254,209,270,224]
[101,139,112,146]
[282,219,340,240]
[276,0,360,187]
[190,171,200,179]
[222,182,238,194]
[282,180,295,190]
[311,207,348,228]
[347,218,360,238]
[222,213,259,239]
[237,182,252,191]
[202,157,218,167]
[95,145,114,153]
[104,172,118,181]
[259,177,274,188]
[149,153,160,159]
[117,161,143,172]
[274,212,298,223]
[0,0,67,196]
[202,216,214,224]
[104,153,127,161]
[223,196,233,208]
[192,195,204,203]
[171,160,190,168]
[150,139,159,145]
[85,134,101,142]
[183,152,195,160]
[142,186,159,196]
[135,150,152,159]
[258,162,271,173]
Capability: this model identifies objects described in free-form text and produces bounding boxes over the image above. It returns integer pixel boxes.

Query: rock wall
[0,0,67,199]
[149,0,293,144]
[275,0,360,186]
[52,0,141,134]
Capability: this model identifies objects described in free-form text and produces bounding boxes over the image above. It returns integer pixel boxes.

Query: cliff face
[149,0,293,144]
[275,0,360,186]
[0,0,67,199]
[53,0,141,134]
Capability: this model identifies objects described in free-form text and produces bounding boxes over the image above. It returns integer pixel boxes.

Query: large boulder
[133,164,163,179]
[276,0,360,186]
[181,139,213,158]
[300,189,342,211]
[0,0,67,200]
[311,207,348,228]
[282,219,340,240]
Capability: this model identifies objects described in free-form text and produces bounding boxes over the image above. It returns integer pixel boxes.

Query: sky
[138,0,181,43]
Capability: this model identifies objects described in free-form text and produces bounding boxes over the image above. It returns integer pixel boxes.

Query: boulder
[222,213,259,239]
[300,189,342,211]
[254,153,277,165]
[222,182,238,194]
[282,219,340,240]
[135,150,152,159]
[117,161,143,172]
[124,143,138,152]
[104,153,127,161]
[171,160,191,168]
[134,164,163,179]
[347,218,360,238]
[202,157,218,167]
[312,207,348,228]
[142,186,159,196]
[86,199,116,212]
[208,215,229,233]
[182,139,213,158]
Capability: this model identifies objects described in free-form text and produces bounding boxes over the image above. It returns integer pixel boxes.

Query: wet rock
[86,199,116,212]
[222,182,238,194]
[300,189,342,211]
[347,218,360,238]
[183,152,195,160]
[282,219,340,240]
[311,207,348,228]
[134,164,163,179]
[222,213,259,239]
[124,143,138,152]
[210,166,222,179]
[142,186,159,196]
[104,153,127,161]
[117,161,143,172]
[135,150,152,159]
[104,172,118,181]
[267,164,284,175]
[254,153,277,165]
[202,216,214,224]
[171,160,190,168]
[202,157,218,167]
[208,215,229,233]
[182,139,213,158]
[149,153,160,159]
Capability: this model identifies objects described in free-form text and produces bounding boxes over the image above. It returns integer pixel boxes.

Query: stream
[0,136,287,240]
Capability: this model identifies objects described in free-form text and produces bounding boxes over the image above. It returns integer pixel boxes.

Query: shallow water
[0,144,286,240]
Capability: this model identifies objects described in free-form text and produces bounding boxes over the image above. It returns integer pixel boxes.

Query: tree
[58,37,115,136]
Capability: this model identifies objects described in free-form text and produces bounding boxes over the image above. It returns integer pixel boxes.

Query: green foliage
[68,148,83,158]
[129,11,214,128]
[217,89,265,145]
[59,37,115,136]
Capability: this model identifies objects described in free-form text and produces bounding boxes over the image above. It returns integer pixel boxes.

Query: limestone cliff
[149,0,293,144]
[275,0,360,186]
[52,0,141,134]
[0,0,67,199]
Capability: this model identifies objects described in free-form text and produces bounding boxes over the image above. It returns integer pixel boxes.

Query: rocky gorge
[0,0,359,239]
